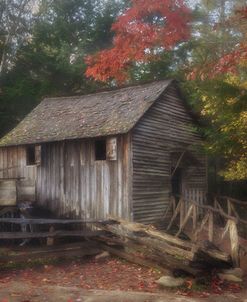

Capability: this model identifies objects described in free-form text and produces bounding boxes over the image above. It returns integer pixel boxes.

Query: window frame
[26,145,41,166]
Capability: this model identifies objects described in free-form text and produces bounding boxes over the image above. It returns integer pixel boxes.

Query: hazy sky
[187,0,200,8]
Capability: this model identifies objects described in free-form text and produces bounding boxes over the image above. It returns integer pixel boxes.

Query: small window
[95,139,106,161]
[26,145,36,166]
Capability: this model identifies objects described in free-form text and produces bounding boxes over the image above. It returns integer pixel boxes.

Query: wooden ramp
[164,196,247,268]
[1,196,244,275]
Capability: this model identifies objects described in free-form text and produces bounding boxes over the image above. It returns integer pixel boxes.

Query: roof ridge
[42,79,174,102]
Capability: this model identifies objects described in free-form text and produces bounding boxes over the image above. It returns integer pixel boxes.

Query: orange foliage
[212,6,247,76]
[188,6,247,80]
[85,0,191,83]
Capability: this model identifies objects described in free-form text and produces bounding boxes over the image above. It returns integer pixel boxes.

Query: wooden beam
[166,198,183,231]
[193,211,210,241]
[0,230,105,239]
[176,204,193,237]
[208,211,214,242]
[185,200,247,225]
[171,151,186,178]
[228,220,240,267]
[0,218,110,224]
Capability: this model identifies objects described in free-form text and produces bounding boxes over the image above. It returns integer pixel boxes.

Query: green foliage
[0,0,126,137]
[184,1,247,181]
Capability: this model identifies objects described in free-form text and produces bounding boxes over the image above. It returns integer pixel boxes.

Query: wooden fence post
[227,199,232,216]
[176,204,194,237]
[208,211,214,242]
[180,198,185,230]
[192,204,197,231]
[166,198,182,231]
[193,211,210,242]
[228,219,240,267]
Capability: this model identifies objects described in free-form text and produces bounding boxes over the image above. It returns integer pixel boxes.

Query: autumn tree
[85,0,191,83]
[187,2,247,181]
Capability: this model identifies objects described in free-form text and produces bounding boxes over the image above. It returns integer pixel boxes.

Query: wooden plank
[17,179,36,202]
[193,211,210,241]
[208,211,214,242]
[166,198,182,231]
[176,204,193,237]
[192,204,197,230]
[228,220,240,267]
[0,179,16,206]
[185,199,247,225]
[0,218,110,224]
[0,230,105,239]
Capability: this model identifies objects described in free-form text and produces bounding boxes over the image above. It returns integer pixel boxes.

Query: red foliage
[188,5,247,80]
[85,0,191,83]
[211,45,247,76]
[188,44,247,81]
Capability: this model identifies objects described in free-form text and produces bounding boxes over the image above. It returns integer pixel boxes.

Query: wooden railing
[164,196,247,267]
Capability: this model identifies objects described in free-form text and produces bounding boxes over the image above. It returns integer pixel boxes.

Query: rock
[156,276,185,288]
[95,251,110,261]
[218,273,242,283]
[221,268,244,278]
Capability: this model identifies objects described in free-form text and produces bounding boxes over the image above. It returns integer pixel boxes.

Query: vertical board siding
[132,84,207,224]
[36,134,131,220]
[0,146,37,202]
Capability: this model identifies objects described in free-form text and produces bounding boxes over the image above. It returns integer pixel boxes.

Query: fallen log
[99,243,170,274]
[96,236,199,275]
[96,219,232,275]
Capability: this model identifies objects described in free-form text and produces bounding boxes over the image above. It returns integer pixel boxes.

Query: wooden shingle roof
[0,80,173,146]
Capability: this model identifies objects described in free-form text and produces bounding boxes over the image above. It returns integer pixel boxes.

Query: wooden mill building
[0,80,207,224]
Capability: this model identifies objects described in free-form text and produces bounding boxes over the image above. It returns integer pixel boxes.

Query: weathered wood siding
[36,134,132,220]
[132,84,207,224]
[0,180,17,206]
[0,146,36,203]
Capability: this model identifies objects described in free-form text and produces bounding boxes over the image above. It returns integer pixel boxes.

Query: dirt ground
[1,256,247,302]
[1,282,247,302]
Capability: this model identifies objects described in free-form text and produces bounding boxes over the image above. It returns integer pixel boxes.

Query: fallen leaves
[0,256,244,299]
[0,257,162,293]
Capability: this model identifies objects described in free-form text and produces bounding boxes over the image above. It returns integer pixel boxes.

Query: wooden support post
[228,219,240,267]
[221,220,230,242]
[192,204,197,231]
[172,197,176,214]
[166,198,182,231]
[208,211,214,242]
[163,196,175,220]
[227,199,232,216]
[176,204,193,237]
[180,198,185,230]
[214,197,217,209]
[230,203,240,219]
[47,226,55,246]
[193,211,210,242]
